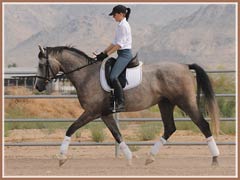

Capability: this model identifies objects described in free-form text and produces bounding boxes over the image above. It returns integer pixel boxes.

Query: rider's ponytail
[126,8,131,21]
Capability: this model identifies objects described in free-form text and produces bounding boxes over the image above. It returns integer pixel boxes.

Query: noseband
[36,48,98,82]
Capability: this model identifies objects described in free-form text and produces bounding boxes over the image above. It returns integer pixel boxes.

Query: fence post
[114,113,120,158]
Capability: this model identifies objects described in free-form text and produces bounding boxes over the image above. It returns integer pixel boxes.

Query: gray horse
[35,45,220,167]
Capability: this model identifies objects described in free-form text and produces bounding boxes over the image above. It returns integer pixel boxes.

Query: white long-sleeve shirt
[112,18,132,50]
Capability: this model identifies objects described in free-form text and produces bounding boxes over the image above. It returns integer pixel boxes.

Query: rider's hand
[96,52,108,61]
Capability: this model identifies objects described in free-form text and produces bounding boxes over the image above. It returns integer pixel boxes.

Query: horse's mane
[46,46,94,61]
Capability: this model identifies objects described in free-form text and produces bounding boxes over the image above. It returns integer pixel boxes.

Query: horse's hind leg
[159,98,176,140]
[146,98,176,165]
[101,114,133,165]
[177,96,220,166]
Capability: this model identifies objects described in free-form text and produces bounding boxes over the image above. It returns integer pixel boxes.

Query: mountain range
[4,3,236,69]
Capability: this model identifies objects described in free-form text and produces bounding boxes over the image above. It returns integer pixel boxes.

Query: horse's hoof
[59,159,68,167]
[56,154,68,167]
[211,156,219,167]
[145,153,155,165]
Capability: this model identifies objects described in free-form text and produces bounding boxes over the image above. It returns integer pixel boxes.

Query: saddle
[105,54,140,88]
[100,55,143,92]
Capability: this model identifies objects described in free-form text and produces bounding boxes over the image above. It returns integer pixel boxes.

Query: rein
[36,48,99,82]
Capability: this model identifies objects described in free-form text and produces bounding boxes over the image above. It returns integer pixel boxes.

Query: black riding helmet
[109,5,127,15]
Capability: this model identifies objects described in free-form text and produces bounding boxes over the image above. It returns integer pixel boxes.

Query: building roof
[4,67,37,79]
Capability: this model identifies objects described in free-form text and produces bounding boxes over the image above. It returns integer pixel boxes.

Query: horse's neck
[58,51,85,69]
[58,53,99,89]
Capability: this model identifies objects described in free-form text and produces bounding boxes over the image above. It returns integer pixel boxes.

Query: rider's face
[113,13,124,22]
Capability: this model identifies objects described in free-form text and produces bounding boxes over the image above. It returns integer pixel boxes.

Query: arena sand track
[4,145,236,177]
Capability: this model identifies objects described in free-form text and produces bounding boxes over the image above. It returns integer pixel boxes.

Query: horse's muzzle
[35,81,46,92]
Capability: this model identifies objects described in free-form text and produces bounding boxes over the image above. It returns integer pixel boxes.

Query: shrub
[138,122,162,141]
[220,121,235,135]
[89,124,106,142]
[129,145,140,152]
[217,98,235,118]
[175,122,200,133]
[75,130,81,139]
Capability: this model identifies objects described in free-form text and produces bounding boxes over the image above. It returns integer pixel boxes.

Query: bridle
[36,47,99,82]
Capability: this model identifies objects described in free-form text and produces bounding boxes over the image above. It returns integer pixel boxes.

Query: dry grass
[5,87,162,119]
[5,87,83,119]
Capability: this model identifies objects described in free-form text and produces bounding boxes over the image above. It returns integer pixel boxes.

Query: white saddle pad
[100,59,143,92]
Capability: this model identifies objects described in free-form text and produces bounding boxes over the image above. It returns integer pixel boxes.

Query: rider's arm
[103,44,115,54]
[105,44,121,56]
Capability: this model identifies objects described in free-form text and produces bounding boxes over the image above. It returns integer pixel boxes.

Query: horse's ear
[38,45,44,54]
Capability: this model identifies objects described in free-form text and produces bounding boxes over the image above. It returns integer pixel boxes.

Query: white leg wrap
[206,136,220,157]
[119,142,132,160]
[150,137,167,155]
[60,136,71,155]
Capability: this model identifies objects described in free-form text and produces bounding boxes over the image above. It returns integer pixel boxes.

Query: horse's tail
[188,64,220,136]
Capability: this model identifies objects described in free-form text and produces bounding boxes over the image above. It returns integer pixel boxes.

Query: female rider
[97,5,132,112]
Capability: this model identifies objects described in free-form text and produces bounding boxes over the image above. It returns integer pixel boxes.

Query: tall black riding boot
[112,79,125,112]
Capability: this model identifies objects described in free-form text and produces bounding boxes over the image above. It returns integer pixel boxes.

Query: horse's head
[35,45,61,92]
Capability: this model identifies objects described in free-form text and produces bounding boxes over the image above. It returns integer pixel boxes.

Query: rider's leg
[109,49,132,111]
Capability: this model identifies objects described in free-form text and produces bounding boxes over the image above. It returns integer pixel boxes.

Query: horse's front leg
[101,114,133,166]
[58,111,99,166]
